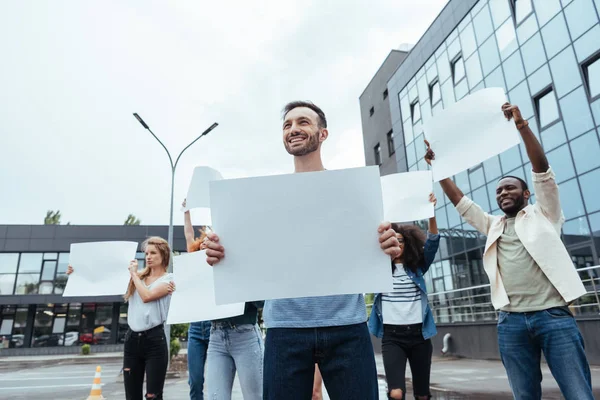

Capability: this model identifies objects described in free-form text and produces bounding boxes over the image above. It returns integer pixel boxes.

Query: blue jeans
[497,306,594,400]
[188,322,211,400]
[264,322,378,400]
[205,322,264,400]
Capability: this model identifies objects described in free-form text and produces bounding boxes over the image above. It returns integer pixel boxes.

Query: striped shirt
[382,264,422,325]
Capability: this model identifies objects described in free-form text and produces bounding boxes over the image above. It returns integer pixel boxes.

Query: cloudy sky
[0,0,447,226]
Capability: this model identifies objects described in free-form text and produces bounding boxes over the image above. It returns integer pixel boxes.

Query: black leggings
[123,324,169,400]
[381,324,432,400]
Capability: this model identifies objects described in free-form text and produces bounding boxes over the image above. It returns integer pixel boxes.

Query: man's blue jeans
[497,306,594,400]
[264,322,378,400]
[188,321,211,400]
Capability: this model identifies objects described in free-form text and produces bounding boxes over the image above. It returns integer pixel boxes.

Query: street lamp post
[133,113,218,249]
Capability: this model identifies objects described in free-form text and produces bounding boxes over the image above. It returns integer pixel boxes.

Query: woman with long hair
[67,236,175,400]
[368,194,440,400]
[183,199,264,400]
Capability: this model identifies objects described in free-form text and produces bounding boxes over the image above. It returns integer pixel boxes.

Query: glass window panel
[57,253,69,274]
[484,155,503,181]
[432,101,443,116]
[430,80,441,105]
[43,253,57,260]
[473,4,494,43]
[484,65,507,92]
[564,0,599,40]
[406,140,417,167]
[18,253,42,273]
[528,64,552,96]
[0,275,16,295]
[579,169,600,212]
[409,82,418,102]
[411,101,421,123]
[441,78,456,107]
[515,0,534,24]
[549,46,582,98]
[533,0,563,26]
[436,204,449,229]
[417,157,428,171]
[455,79,469,100]
[560,87,595,139]
[54,273,67,295]
[500,146,523,172]
[470,166,486,189]
[541,13,571,59]
[0,254,19,274]
[521,34,546,76]
[562,217,591,245]
[541,120,567,150]
[509,81,535,119]
[455,171,471,194]
[448,38,462,60]
[570,130,600,173]
[417,76,429,102]
[547,144,576,182]
[15,274,39,294]
[403,118,414,144]
[517,13,539,44]
[592,98,600,126]
[459,13,472,32]
[586,58,600,98]
[487,181,501,210]
[33,305,55,348]
[479,38,501,79]
[38,282,53,295]
[590,211,600,238]
[67,304,81,327]
[560,179,586,218]
[574,24,600,62]
[503,51,526,90]
[465,54,483,87]
[41,261,56,281]
[460,23,477,58]
[538,89,560,129]
[437,50,452,83]
[496,19,518,60]
[400,95,411,122]
[453,56,466,85]
[421,98,432,125]
[472,186,491,211]
[447,204,462,227]
[426,64,438,84]
[490,0,512,28]
[1,319,13,335]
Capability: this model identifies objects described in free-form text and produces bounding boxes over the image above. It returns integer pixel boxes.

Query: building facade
[0,225,190,353]
[359,49,409,176]
[364,0,600,362]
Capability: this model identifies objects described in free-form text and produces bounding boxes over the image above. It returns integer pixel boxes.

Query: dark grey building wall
[359,50,408,176]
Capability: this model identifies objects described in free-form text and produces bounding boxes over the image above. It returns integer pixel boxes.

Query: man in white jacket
[425,102,593,400]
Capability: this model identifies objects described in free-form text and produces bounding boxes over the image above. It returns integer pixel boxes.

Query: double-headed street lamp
[133,113,218,249]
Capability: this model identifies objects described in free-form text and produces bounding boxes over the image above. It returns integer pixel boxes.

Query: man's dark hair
[283,101,327,129]
[498,175,529,191]
[391,223,426,273]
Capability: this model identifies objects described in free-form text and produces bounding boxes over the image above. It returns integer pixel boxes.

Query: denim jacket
[367,232,440,340]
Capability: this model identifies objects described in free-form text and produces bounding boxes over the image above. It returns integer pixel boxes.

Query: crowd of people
[67,101,594,400]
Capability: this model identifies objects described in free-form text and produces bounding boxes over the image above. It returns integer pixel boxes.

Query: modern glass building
[364,0,600,360]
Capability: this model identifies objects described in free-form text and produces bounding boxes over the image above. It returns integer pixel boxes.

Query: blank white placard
[382,171,434,222]
[63,241,137,297]
[167,251,245,324]
[209,166,393,305]
[423,87,520,182]
[183,166,223,210]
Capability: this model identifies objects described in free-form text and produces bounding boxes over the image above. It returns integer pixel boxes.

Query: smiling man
[205,101,401,399]
[424,103,593,400]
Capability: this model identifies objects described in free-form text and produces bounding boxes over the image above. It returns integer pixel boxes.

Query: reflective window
[560,87,595,139]
[0,275,15,295]
[406,140,417,167]
[512,0,533,25]
[473,4,494,43]
[403,118,414,144]
[18,254,42,273]
[503,51,526,90]
[441,78,456,107]
[517,13,539,44]
[509,81,535,119]
[528,64,552,96]
[411,101,421,124]
[562,217,591,243]
[41,261,56,281]
[490,0,512,28]
[15,274,39,295]
[469,165,486,189]
[571,130,600,173]
[487,181,501,211]
[437,50,452,83]
[549,46,582,98]
[452,55,466,85]
[521,34,546,76]
[579,168,600,213]
[436,204,449,229]
[432,101,444,116]
[0,254,18,274]
[590,211,600,238]
[387,131,395,157]
[421,98,432,125]
[559,179,586,219]
[574,24,600,62]
[473,185,491,212]
[417,76,429,102]
[448,37,462,60]
[465,54,484,87]
[484,155,503,181]
[500,145,523,172]
[592,98,600,127]
[447,203,462,227]
[484,65,507,92]
[455,79,469,100]
[496,19,518,60]
[535,88,560,129]
[546,144,576,182]
[32,305,54,348]
[583,54,600,99]
[564,0,599,40]
[409,82,418,102]
[541,120,567,150]
[400,95,411,122]
[460,23,477,58]
[430,80,441,106]
[57,253,69,274]
[455,171,471,194]
[541,13,571,59]
[533,0,563,26]
[426,63,438,84]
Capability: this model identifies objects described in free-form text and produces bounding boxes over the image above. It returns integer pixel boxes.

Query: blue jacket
[367,232,440,340]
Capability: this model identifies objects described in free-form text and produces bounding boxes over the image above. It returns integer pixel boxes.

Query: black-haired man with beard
[425,103,593,400]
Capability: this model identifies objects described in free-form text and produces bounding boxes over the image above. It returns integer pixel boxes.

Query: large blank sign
[423,87,521,182]
[209,167,393,305]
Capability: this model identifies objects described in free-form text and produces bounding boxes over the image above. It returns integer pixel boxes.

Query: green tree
[44,210,62,225]
[170,323,189,340]
[124,214,141,225]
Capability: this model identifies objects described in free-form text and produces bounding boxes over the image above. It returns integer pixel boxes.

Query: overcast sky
[0,0,447,226]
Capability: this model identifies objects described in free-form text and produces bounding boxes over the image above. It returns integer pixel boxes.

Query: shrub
[170,338,181,359]
[81,344,91,355]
